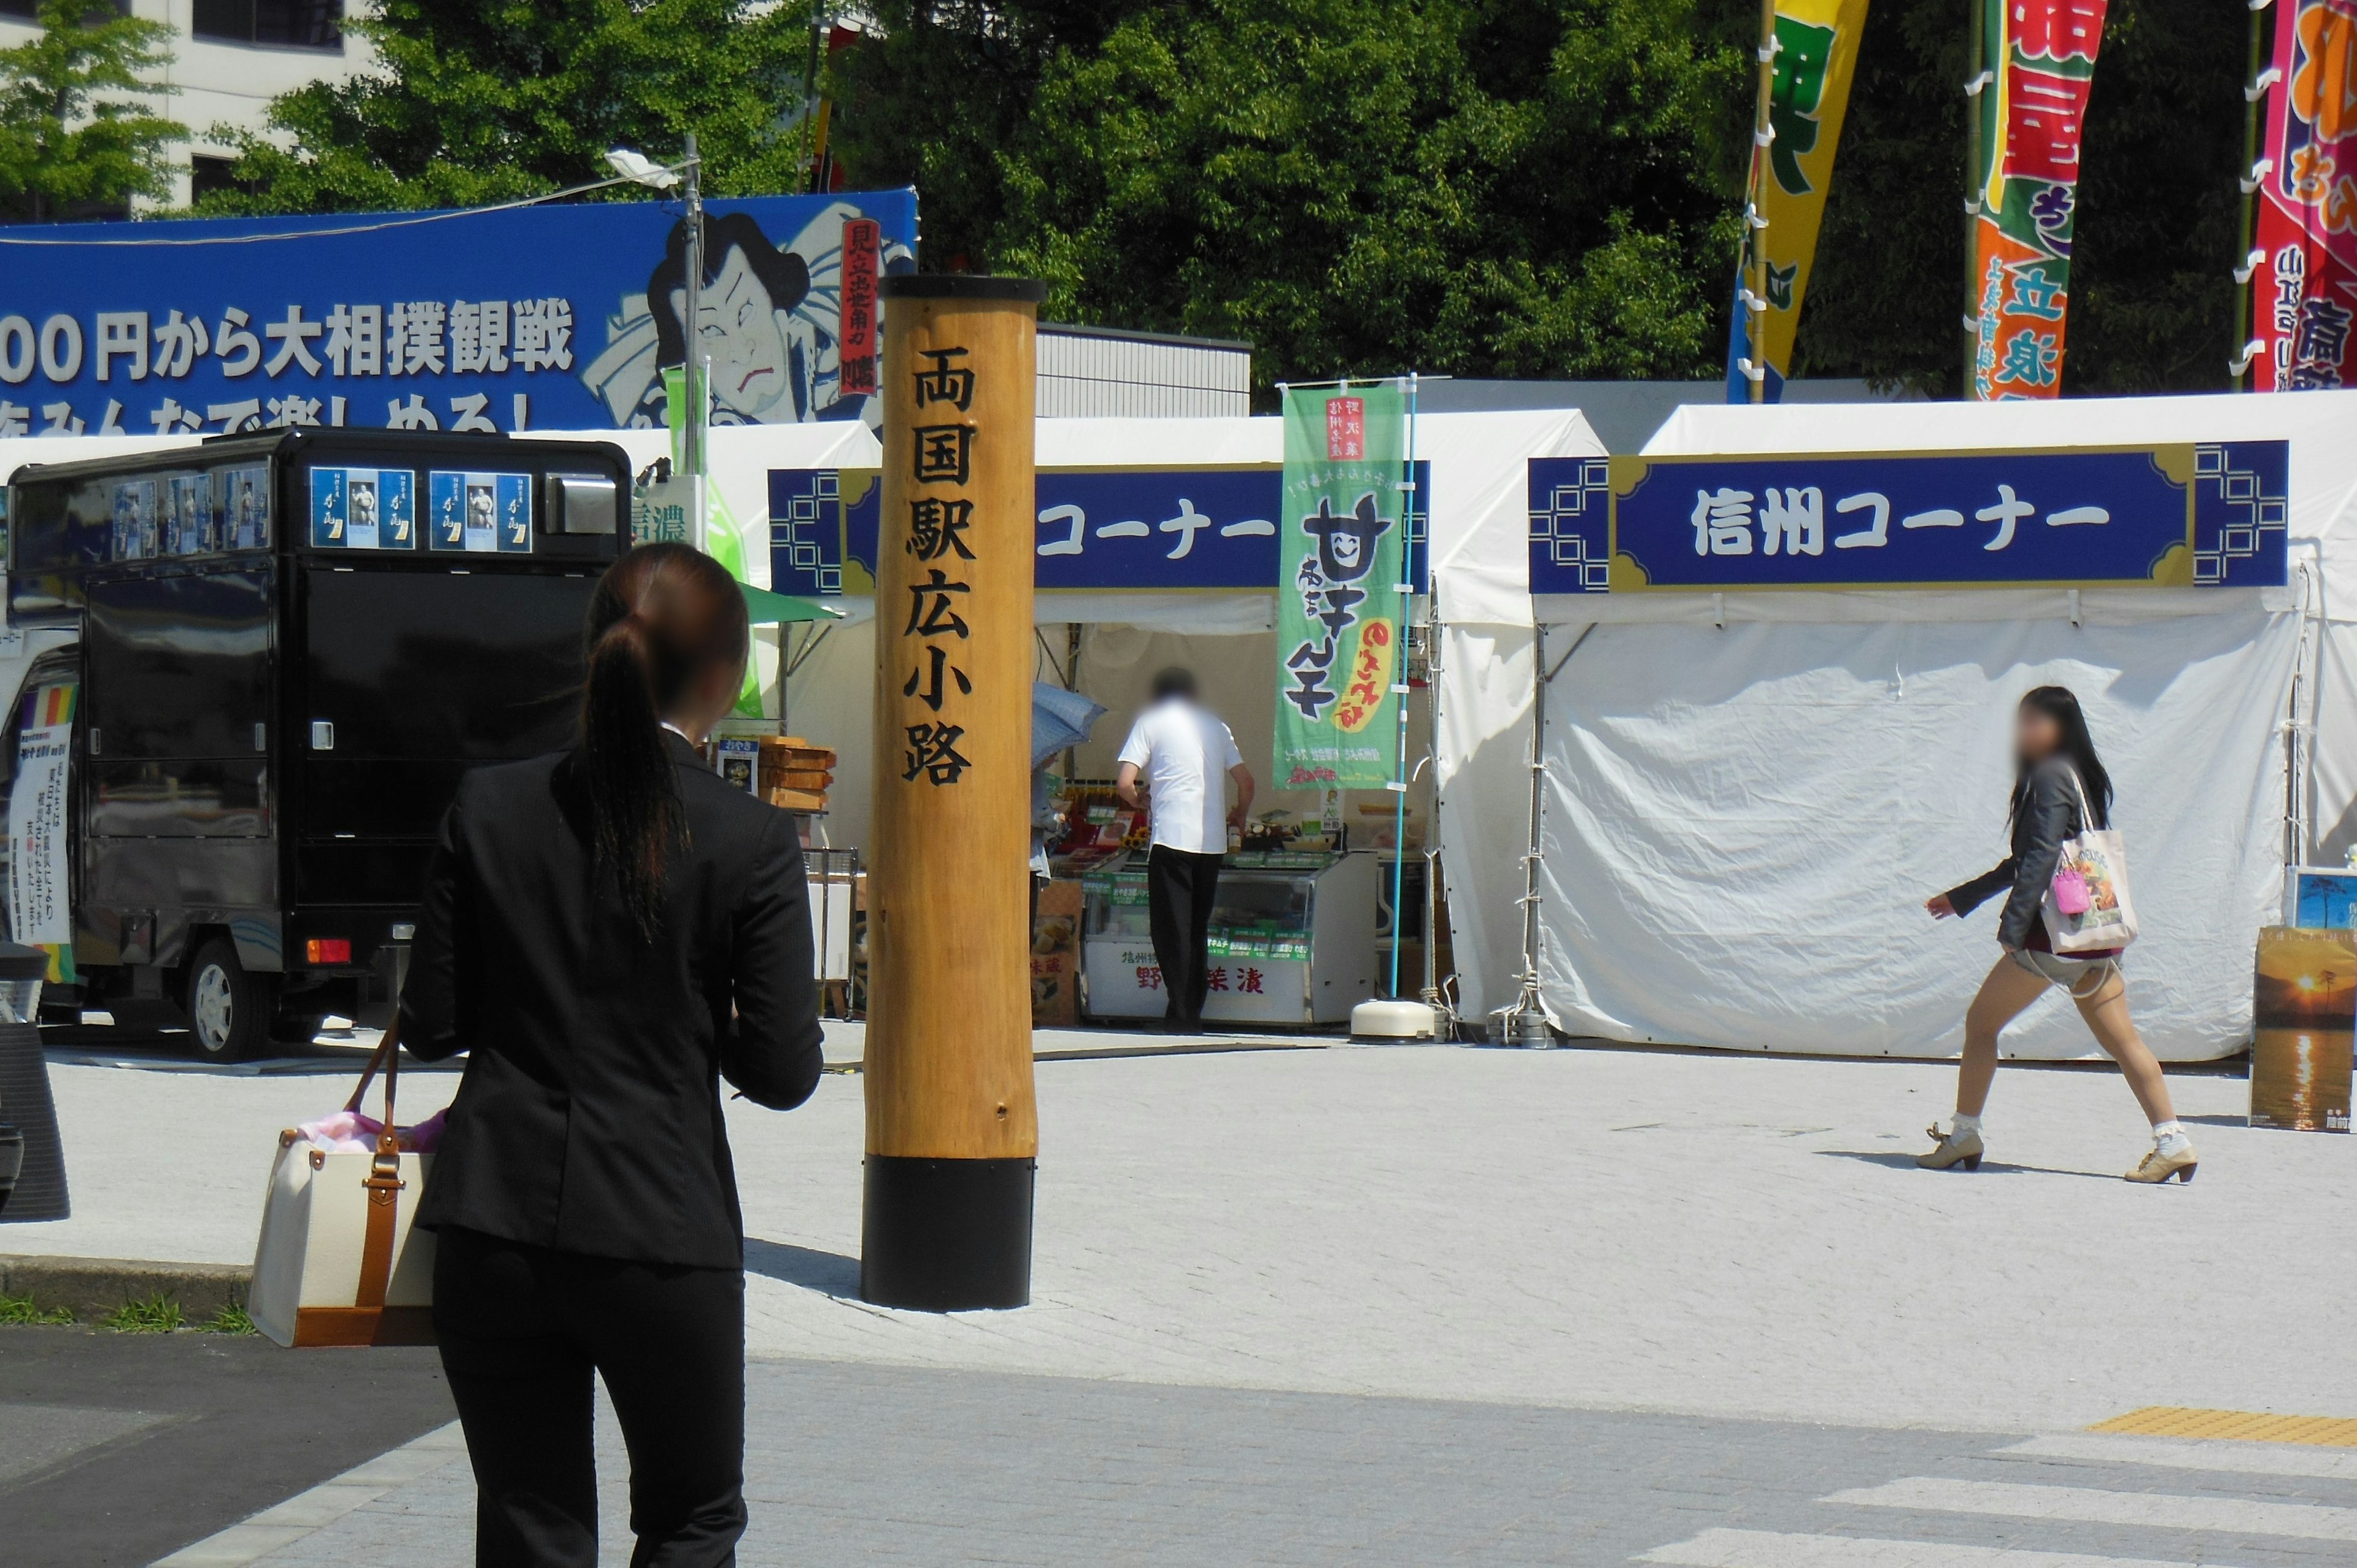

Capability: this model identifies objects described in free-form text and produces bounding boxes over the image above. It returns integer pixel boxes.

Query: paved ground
[9,1032,2356,1564]
[201,1362,2357,1566]
[10,1038,2344,1432]
[0,1326,453,1568]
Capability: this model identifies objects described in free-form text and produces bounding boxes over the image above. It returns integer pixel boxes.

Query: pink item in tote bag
[2051,864,2092,917]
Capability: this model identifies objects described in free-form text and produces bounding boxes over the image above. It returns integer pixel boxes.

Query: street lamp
[607,141,707,545]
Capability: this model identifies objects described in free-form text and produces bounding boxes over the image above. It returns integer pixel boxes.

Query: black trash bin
[0,942,66,1222]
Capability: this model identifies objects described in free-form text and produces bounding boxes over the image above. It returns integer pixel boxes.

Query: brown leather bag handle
[352,1013,408,1313]
[344,1013,402,1120]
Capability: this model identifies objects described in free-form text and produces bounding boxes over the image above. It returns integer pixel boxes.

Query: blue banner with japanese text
[773,463,1431,597]
[1528,443,2289,593]
[0,191,916,441]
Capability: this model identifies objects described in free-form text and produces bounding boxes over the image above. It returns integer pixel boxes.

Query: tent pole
[1501,622,1598,1046]
[1387,373,1418,1000]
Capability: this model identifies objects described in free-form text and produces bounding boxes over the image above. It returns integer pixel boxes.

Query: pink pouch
[2052,864,2092,917]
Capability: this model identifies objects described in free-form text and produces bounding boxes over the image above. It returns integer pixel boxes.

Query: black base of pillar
[0,1020,68,1222]
[860,1154,1035,1311]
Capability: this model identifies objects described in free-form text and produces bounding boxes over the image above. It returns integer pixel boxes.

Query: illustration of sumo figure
[349,479,378,540]
[179,481,207,552]
[234,477,260,546]
[649,212,815,425]
[467,482,495,538]
[1301,492,1391,585]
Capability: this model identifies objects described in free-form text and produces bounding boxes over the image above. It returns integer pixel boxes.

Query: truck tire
[186,938,273,1062]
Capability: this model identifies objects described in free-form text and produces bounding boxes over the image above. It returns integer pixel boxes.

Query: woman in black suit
[401,541,824,1567]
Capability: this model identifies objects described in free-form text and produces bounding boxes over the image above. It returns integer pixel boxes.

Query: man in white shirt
[1115,667,1255,1029]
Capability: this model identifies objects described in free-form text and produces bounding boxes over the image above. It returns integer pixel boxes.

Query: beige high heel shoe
[1916,1122,1984,1171]
[2124,1144,2197,1183]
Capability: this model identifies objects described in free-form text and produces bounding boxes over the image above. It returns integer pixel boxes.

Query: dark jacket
[1944,758,2099,951]
[400,733,824,1269]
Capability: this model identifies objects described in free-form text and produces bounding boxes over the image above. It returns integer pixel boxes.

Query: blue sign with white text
[0,191,916,442]
[1529,442,2289,593]
[773,465,1431,596]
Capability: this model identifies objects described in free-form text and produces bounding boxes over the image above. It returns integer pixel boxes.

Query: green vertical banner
[1275,382,1407,788]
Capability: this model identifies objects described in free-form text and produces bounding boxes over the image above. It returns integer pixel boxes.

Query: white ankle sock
[1951,1113,1982,1138]
[2151,1119,2190,1154]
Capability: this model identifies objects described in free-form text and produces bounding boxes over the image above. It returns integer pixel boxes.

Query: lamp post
[605,141,706,539]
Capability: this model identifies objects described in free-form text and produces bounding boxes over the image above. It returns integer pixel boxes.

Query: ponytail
[578,543,750,939]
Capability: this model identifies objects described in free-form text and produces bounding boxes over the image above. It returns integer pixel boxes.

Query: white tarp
[1536,612,2296,1060]
[1511,390,2357,1060]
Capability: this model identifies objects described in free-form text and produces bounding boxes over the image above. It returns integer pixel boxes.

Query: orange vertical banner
[1970,0,2110,400]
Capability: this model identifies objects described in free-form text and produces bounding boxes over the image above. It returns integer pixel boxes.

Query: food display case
[1079,850,1380,1025]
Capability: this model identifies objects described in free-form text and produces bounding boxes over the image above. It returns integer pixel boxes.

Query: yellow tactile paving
[2089,1407,2357,1446]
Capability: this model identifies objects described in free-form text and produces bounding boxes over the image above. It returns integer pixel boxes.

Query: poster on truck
[9,681,77,970]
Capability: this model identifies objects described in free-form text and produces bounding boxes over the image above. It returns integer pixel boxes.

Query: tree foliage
[0,0,184,223]
[187,0,2248,396]
[190,0,815,215]
[837,0,1757,389]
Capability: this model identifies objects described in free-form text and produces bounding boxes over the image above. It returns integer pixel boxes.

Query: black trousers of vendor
[1148,846,1224,1027]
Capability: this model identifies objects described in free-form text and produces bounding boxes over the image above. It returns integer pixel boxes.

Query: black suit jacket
[1943,758,2096,951]
[401,733,824,1269]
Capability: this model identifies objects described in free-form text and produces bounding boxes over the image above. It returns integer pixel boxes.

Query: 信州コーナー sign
[0,191,915,440]
[1529,442,2289,594]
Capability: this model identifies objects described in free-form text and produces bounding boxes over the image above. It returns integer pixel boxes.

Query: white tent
[780,411,1601,921]
[1516,390,2357,1062]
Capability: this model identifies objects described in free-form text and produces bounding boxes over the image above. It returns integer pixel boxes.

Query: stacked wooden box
[761,736,835,813]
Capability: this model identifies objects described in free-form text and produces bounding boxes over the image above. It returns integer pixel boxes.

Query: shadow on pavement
[1813,1149,2116,1181]
[743,1238,861,1297]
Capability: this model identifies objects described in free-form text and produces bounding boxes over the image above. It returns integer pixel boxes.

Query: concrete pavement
[10,1038,2343,1431]
[9,1033,2356,1564]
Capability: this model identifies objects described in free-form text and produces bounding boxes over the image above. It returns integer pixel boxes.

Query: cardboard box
[1031,879,1083,1029]
[2251,925,2356,1132]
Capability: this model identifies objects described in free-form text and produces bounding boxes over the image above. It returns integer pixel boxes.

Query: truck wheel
[186,939,271,1062]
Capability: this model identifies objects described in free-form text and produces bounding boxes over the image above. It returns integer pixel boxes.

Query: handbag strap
[354,1013,407,1315]
[343,1013,401,1118]
[2057,765,2098,838]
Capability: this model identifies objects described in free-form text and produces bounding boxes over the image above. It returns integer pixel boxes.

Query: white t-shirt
[1117,697,1243,854]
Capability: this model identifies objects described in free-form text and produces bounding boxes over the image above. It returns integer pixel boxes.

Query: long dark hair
[578,543,749,938]
[2010,684,2113,832]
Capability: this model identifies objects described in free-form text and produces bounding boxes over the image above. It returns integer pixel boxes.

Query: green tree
[190,0,816,215]
[836,0,1756,392]
[0,0,184,223]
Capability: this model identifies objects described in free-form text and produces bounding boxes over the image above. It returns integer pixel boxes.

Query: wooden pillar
[862,276,1043,1311]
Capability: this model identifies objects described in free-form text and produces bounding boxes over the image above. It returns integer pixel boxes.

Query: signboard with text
[1529,443,2290,594]
[0,191,915,441]
[771,463,1431,597]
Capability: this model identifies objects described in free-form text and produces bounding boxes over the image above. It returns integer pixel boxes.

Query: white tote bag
[249,1021,436,1348]
[2040,768,2140,954]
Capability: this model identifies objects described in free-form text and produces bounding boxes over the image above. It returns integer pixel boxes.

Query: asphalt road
[0,1324,455,1568]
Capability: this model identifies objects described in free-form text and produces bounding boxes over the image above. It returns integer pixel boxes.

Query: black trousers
[433,1226,747,1568]
[1147,846,1224,1025]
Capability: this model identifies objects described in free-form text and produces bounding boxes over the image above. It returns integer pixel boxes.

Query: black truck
[2,428,629,1058]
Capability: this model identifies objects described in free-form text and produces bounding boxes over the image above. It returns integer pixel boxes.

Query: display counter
[1078,850,1380,1025]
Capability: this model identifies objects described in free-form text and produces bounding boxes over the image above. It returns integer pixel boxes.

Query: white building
[0,1,371,212]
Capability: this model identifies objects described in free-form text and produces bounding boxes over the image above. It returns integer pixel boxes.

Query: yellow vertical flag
[1728,0,1873,401]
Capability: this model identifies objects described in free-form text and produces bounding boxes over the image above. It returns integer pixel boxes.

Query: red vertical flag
[2254,0,2357,390]
[838,218,880,398]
